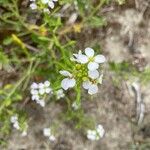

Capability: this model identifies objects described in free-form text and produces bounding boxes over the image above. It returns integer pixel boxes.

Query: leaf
[0,49,10,70]
[3,36,13,45]
[87,16,107,28]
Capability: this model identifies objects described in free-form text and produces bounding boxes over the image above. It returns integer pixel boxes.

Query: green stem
[76,84,81,106]
[83,0,106,23]
[0,60,34,112]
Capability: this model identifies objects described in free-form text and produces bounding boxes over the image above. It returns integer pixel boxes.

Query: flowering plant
[0,0,117,146]
[30,47,106,110]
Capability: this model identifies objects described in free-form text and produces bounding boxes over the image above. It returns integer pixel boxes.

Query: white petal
[48,1,54,9]
[56,89,64,99]
[65,78,76,89]
[59,70,72,77]
[85,47,94,57]
[87,130,97,141]
[77,54,88,64]
[31,82,38,89]
[39,88,45,95]
[88,62,99,71]
[38,99,45,107]
[43,8,50,14]
[21,131,27,137]
[88,84,98,95]
[94,55,106,63]
[45,88,52,94]
[61,78,70,90]
[97,124,105,138]
[38,83,44,89]
[98,74,103,84]
[82,81,91,89]
[72,50,88,63]
[73,50,82,58]
[88,70,99,79]
[10,115,18,123]
[43,128,51,137]
[32,95,39,101]
[41,0,49,4]
[72,101,80,110]
[49,135,56,141]
[44,80,50,87]
[31,89,38,95]
[13,122,20,130]
[30,3,37,10]
[61,78,76,90]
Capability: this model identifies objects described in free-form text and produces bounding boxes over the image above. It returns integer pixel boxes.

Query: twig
[132,82,145,125]
[25,43,39,52]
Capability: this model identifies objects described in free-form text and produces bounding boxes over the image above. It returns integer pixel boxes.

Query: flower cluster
[30,81,53,107]
[60,48,106,95]
[56,89,65,99]
[30,0,58,13]
[43,127,56,142]
[87,124,105,141]
[10,115,27,136]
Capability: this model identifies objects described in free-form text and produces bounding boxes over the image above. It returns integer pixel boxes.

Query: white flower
[31,82,38,89]
[36,99,45,107]
[87,130,97,141]
[43,128,51,137]
[30,0,58,11]
[30,81,53,107]
[13,122,20,130]
[21,131,27,137]
[32,94,39,101]
[72,101,80,110]
[96,124,105,138]
[87,124,105,141]
[84,48,106,71]
[38,81,52,95]
[88,70,99,79]
[71,50,88,64]
[59,70,76,90]
[48,1,55,9]
[82,80,98,95]
[10,115,28,136]
[38,83,44,94]
[56,89,65,99]
[43,8,50,14]
[49,135,56,141]
[10,115,18,123]
[30,3,37,10]
[30,88,39,101]
[83,74,103,95]
[31,89,38,95]
[72,48,106,71]
[10,115,20,130]
[49,0,58,7]
[41,0,58,9]
[44,80,52,93]
[43,127,56,142]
